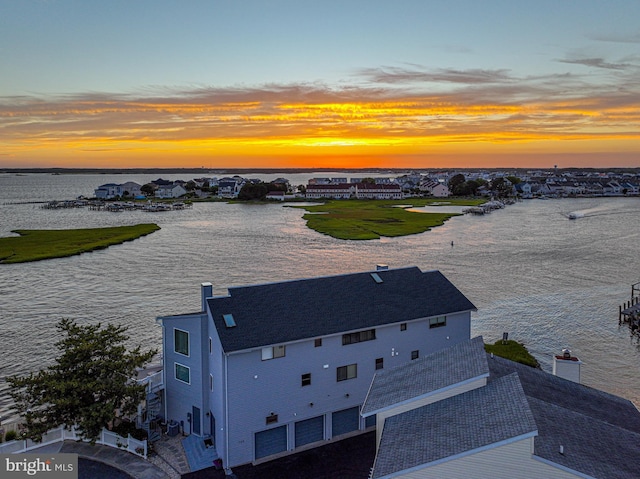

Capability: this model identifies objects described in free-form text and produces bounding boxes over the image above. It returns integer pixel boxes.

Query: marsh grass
[0,224,160,264]
[484,339,540,368]
[293,198,485,240]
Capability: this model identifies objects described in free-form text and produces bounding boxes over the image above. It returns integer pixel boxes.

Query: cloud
[1,68,639,153]
[588,31,640,44]
[356,66,515,85]
[558,57,633,71]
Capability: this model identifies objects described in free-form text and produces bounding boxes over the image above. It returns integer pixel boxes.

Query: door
[192,406,201,435]
[295,415,324,448]
[255,425,287,460]
[332,407,360,437]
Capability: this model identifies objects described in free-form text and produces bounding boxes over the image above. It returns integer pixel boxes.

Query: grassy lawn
[0,224,160,264]
[292,198,485,240]
[484,339,540,368]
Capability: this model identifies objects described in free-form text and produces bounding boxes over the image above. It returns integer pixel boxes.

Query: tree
[448,174,467,195]
[238,182,268,200]
[8,318,156,442]
[140,183,155,196]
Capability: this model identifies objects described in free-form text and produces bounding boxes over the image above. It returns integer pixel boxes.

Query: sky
[1,0,639,169]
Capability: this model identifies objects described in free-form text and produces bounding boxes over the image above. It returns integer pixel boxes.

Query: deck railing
[0,425,148,459]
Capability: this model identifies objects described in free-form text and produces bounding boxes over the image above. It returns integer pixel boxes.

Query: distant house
[355,183,403,200]
[420,179,450,197]
[156,266,476,470]
[362,337,640,479]
[265,191,285,201]
[305,182,402,200]
[94,183,121,199]
[217,177,245,198]
[119,181,142,197]
[155,183,187,199]
[306,183,354,199]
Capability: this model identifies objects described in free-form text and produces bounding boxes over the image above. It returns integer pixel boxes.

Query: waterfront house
[362,337,640,479]
[94,183,121,199]
[119,181,142,197]
[156,266,476,470]
[419,179,450,197]
[305,182,402,200]
[305,183,355,199]
[265,191,285,201]
[155,183,187,199]
[217,177,245,198]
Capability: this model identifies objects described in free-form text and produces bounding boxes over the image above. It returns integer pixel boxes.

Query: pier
[44,199,191,212]
[619,281,640,332]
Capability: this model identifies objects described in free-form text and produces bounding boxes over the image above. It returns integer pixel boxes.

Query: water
[1,173,639,422]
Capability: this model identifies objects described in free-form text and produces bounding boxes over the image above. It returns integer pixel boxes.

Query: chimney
[552,348,582,383]
[201,282,213,312]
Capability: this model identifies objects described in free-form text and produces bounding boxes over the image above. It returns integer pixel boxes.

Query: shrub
[5,430,17,442]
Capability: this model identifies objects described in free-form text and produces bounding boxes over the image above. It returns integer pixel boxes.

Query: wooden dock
[619,281,640,332]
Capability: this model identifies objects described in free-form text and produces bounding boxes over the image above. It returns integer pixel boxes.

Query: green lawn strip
[0,224,160,264]
[292,198,485,240]
[484,339,540,368]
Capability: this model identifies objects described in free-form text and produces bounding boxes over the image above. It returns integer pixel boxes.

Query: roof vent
[376,264,389,271]
[562,348,571,359]
[223,314,236,328]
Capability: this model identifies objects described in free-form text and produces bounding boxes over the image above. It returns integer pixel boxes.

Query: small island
[293,198,485,240]
[0,224,160,264]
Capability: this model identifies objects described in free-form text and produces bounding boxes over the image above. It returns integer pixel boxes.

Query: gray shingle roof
[488,354,640,479]
[208,266,476,353]
[371,345,640,479]
[361,336,488,416]
[372,373,537,478]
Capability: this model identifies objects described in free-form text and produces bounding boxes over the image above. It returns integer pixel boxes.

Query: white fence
[0,425,148,459]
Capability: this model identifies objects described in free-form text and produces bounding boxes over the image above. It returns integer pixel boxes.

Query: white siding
[391,438,582,479]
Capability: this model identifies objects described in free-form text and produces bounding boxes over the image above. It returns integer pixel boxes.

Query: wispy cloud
[1,65,639,161]
[558,57,633,71]
[356,66,515,85]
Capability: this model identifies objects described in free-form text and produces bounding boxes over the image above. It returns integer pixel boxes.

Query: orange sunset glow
[2,1,640,169]
[2,86,639,169]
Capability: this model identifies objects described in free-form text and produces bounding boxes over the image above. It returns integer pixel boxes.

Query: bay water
[1,173,639,422]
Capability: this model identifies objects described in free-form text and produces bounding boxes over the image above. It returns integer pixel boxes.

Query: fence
[0,425,148,459]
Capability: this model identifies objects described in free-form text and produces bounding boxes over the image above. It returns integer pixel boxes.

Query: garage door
[295,415,324,448]
[255,425,287,460]
[332,407,360,437]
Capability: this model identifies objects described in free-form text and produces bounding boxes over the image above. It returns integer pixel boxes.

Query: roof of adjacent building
[370,338,640,479]
[488,354,640,479]
[207,266,476,353]
[373,373,537,478]
[361,336,488,416]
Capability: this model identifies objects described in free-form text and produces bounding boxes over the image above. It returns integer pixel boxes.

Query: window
[175,363,190,384]
[266,414,278,425]
[400,323,407,331]
[429,316,447,328]
[314,338,322,347]
[375,358,384,370]
[209,374,213,391]
[174,329,189,356]
[209,337,212,354]
[411,350,419,360]
[342,329,376,345]
[301,373,311,387]
[337,364,357,382]
[262,345,286,360]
